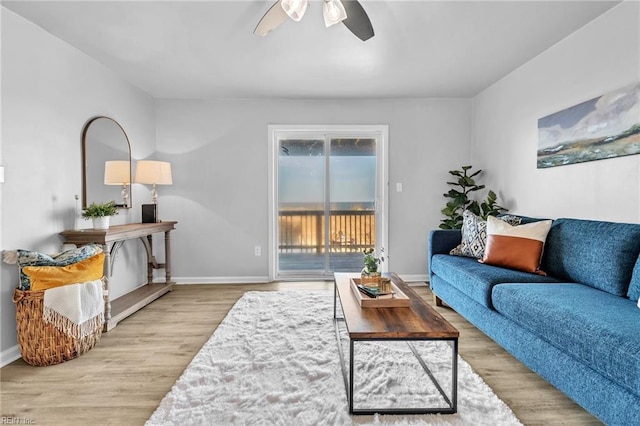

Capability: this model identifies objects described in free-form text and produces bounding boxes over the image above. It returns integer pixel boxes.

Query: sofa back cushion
[541,218,640,296]
[627,256,640,300]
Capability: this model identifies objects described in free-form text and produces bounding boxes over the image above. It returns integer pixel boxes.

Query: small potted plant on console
[82,201,118,230]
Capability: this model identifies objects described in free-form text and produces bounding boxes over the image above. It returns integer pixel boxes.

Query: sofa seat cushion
[430,254,562,309]
[492,283,640,396]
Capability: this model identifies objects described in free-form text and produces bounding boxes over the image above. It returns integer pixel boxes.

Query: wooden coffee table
[333,272,460,415]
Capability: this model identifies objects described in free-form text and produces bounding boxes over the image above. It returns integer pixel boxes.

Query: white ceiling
[3,0,621,99]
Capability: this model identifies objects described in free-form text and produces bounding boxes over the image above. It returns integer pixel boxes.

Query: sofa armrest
[428,230,462,280]
[429,229,462,256]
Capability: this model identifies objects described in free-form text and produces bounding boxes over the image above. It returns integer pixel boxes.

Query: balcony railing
[278,210,375,253]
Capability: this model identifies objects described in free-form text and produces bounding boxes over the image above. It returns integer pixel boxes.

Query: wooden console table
[60,221,177,331]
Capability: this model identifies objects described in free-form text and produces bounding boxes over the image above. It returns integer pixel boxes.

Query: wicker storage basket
[13,288,103,366]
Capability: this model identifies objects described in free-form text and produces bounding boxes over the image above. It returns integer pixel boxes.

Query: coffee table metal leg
[349,339,355,414]
[333,280,337,319]
[334,318,350,406]
[452,339,458,413]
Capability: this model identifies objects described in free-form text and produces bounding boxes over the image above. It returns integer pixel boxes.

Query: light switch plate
[0,166,4,183]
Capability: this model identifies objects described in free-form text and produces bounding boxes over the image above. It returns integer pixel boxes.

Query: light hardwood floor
[1,283,601,425]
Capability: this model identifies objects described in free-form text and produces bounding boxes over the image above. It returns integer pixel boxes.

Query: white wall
[155,98,472,282]
[0,8,156,361]
[472,1,640,223]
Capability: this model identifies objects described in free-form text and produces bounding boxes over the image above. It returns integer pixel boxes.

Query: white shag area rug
[147,291,522,426]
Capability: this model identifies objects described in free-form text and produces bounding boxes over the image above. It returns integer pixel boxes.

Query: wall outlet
[254,246,262,256]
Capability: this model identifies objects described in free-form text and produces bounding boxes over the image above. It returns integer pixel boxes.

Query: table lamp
[135,160,172,222]
[104,160,131,207]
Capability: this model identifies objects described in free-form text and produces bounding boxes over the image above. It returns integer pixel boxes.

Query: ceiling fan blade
[254,1,289,37]
[341,0,374,41]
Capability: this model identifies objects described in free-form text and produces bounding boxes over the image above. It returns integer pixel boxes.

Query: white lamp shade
[104,161,131,185]
[281,0,308,21]
[323,0,347,27]
[134,160,173,185]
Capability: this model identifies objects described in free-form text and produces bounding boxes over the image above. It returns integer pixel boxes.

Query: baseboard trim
[397,274,429,283]
[170,276,271,285]
[1,345,21,367]
[167,275,428,285]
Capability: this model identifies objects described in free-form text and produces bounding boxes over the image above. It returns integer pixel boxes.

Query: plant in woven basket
[440,166,507,230]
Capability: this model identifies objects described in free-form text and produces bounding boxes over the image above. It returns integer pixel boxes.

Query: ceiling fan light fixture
[323,0,347,27]
[257,0,373,41]
[281,0,309,22]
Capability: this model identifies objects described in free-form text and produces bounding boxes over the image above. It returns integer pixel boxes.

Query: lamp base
[142,204,158,223]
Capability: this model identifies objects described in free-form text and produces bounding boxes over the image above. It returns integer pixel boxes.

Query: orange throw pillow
[23,253,105,291]
[481,216,552,274]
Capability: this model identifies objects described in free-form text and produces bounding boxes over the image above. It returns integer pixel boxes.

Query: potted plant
[82,201,118,230]
[361,247,384,287]
[440,165,507,229]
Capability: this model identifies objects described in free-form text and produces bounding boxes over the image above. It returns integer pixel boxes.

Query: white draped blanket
[43,279,104,338]
[147,290,522,426]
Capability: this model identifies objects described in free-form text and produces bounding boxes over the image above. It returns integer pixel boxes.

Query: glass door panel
[329,138,377,272]
[277,138,325,274]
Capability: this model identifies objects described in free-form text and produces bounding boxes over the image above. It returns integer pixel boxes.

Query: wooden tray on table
[350,278,411,308]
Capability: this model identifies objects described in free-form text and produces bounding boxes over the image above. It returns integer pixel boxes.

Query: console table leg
[165,230,172,283]
[146,235,154,284]
[102,243,111,321]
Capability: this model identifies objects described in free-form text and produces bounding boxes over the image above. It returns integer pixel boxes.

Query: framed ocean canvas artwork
[537,82,640,168]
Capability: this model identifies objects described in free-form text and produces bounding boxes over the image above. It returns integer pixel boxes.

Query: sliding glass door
[269,126,388,280]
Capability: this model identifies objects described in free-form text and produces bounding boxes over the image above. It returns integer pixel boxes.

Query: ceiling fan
[254,0,375,41]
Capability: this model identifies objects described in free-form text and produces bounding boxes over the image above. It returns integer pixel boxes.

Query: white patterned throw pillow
[450,211,522,259]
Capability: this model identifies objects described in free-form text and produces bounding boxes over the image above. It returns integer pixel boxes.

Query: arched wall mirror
[82,116,132,209]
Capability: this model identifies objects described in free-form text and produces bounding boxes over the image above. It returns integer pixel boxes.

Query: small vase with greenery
[440,165,506,230]
[82,201,118,230]
[361,247,384,287]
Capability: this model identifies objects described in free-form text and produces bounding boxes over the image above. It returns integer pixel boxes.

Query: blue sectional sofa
[428,217,640,425]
